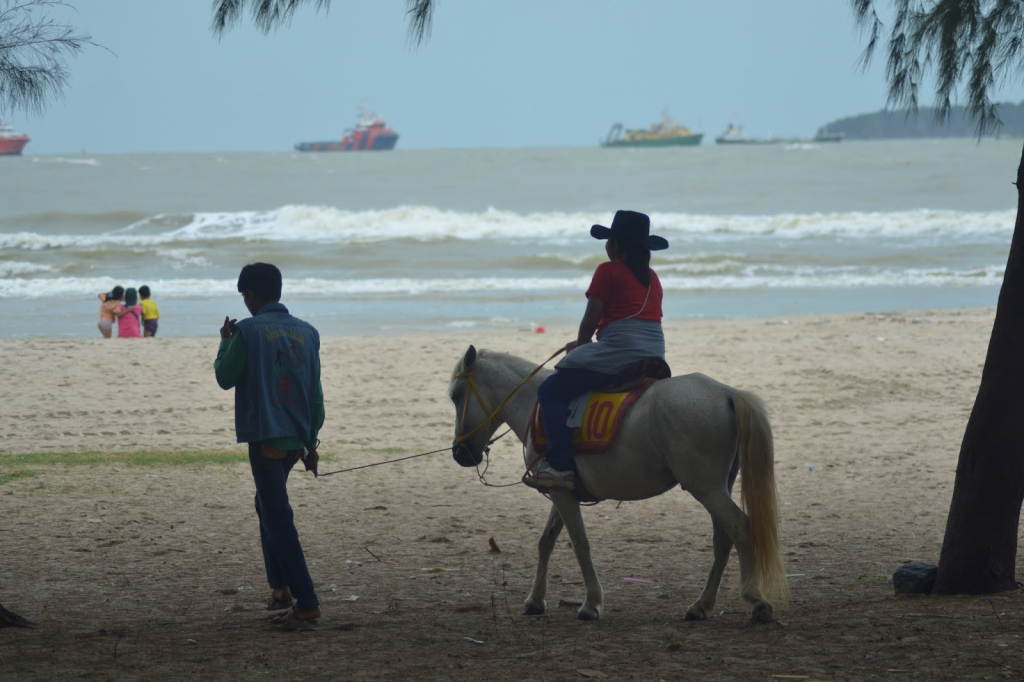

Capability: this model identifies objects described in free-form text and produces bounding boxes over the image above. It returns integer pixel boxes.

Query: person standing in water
[139,285,160,337]
[97,286,124,339]
[114,287,143,339]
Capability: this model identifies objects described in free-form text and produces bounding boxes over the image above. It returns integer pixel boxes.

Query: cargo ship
[295,106,398,152]
[0,119,29,155]
[601,109,703,148]
[715,123,780,145]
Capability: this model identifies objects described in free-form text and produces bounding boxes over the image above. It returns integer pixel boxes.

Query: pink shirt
[118,304,142,338]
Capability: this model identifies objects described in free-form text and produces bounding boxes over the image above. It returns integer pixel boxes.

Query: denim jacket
[233,303,321,445]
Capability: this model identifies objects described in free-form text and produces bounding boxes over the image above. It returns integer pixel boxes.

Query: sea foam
[0,205,1015,250]
[0,266,1004,299]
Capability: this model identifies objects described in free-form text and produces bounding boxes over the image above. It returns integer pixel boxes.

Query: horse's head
[448,344,493,467]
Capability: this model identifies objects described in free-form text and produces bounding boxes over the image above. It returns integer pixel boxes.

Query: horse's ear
[463,345,477,369]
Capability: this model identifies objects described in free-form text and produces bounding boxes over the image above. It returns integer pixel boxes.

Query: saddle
[529,357,672,458]
[602,357,671,392]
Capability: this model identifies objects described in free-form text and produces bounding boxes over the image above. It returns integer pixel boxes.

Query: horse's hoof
[683,606,707,621]
[749,602,775,625]
[522,600,545,616]
[576,604,601,621]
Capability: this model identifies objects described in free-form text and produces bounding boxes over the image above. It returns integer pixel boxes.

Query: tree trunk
[0,602,33,628]
[933,142,1024,594]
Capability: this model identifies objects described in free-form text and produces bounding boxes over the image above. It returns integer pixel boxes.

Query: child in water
[115,287,143,338]
[139,285,160,337]
[97,286,124,339]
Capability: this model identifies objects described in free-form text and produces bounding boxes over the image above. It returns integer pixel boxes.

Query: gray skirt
[556,318,665,427]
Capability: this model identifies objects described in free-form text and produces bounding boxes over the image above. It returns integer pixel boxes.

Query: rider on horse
[524,210,669,490]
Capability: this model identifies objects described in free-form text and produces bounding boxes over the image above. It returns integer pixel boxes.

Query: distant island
[818,103,1024,140]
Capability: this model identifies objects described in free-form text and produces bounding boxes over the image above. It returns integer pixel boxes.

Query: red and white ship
[0,119,29,155]
[295,105,399,152]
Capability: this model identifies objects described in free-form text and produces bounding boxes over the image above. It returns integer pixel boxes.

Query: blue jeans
[248,443,319,610]
[537,368,613,471]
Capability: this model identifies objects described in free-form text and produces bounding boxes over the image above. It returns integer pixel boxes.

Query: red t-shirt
[585,261,663,332]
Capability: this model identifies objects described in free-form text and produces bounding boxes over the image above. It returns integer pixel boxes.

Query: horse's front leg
[523,503,564,615]
[551,492,603,620]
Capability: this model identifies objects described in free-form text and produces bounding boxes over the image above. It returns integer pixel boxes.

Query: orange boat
[0,118,29,155]
[295,105,398,152]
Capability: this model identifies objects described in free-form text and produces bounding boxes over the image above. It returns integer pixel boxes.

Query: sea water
[0,139,1017,338]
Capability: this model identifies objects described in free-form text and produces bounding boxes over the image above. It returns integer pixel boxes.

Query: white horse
[449,345,788,624]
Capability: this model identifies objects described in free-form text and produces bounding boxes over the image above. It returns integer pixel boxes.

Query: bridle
[453,351,500,448]
[452,348,565,453]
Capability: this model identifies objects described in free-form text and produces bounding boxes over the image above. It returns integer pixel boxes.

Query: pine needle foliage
[211,0,435,44]
[0,0,93,114]
[853,0,1024,137]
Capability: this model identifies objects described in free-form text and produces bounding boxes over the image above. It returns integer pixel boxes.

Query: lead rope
[316,448,448,477]
[317,347,564,480]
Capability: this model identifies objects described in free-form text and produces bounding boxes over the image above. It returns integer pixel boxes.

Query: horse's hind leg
[684,517,733,621]
[690,489,771,621]
[551,492,603,620]
[685,455,739,621]
[523,503,564,616]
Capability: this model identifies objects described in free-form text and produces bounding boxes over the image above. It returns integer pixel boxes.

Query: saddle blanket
[529,379,656,456]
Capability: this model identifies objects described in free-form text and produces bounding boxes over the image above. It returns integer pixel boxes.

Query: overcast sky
[10,0,1024,154]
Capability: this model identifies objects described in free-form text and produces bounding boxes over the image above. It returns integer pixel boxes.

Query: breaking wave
[0,265,1004,299]
[0,205,1015,251]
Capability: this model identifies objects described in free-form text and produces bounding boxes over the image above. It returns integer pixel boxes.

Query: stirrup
[523,463,575,491]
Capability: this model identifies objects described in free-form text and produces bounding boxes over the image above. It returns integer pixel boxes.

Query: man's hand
[220,316,237,339]
[302,447,319,477]
[563,340,579,353]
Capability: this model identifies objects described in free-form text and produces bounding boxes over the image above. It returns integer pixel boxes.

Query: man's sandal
[268,607,319,630]
[265,596,294,611]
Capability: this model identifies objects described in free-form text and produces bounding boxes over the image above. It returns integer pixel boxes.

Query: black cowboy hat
[590,210,669,251]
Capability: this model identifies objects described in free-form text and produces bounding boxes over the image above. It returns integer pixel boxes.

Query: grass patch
[0,449,248,473]
[0,469,40,485]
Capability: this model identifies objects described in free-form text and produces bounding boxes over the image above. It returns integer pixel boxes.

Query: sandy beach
[2,308,1024,681]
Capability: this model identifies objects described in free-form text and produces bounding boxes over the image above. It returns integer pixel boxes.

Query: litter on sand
[344,595,359,602]
[422,567,460,573]
[620,577,651,584]
[488,537,502,553]
[463,636,484,645]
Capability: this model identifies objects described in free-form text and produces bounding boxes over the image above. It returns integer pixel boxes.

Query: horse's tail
[733,390,790,610]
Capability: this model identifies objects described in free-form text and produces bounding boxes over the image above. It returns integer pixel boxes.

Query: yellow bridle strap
[455,348,565,445]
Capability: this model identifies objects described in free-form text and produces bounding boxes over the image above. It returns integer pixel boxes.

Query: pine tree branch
[851,0,1024,138]
[210,0,436,44]
[0,0,95,114]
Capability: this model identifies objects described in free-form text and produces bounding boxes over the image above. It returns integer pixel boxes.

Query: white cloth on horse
[556,318,666,428]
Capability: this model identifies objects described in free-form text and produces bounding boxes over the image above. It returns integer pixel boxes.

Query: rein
[453,347,565,487]
[316,347,565,482]
[453,347,565,445]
